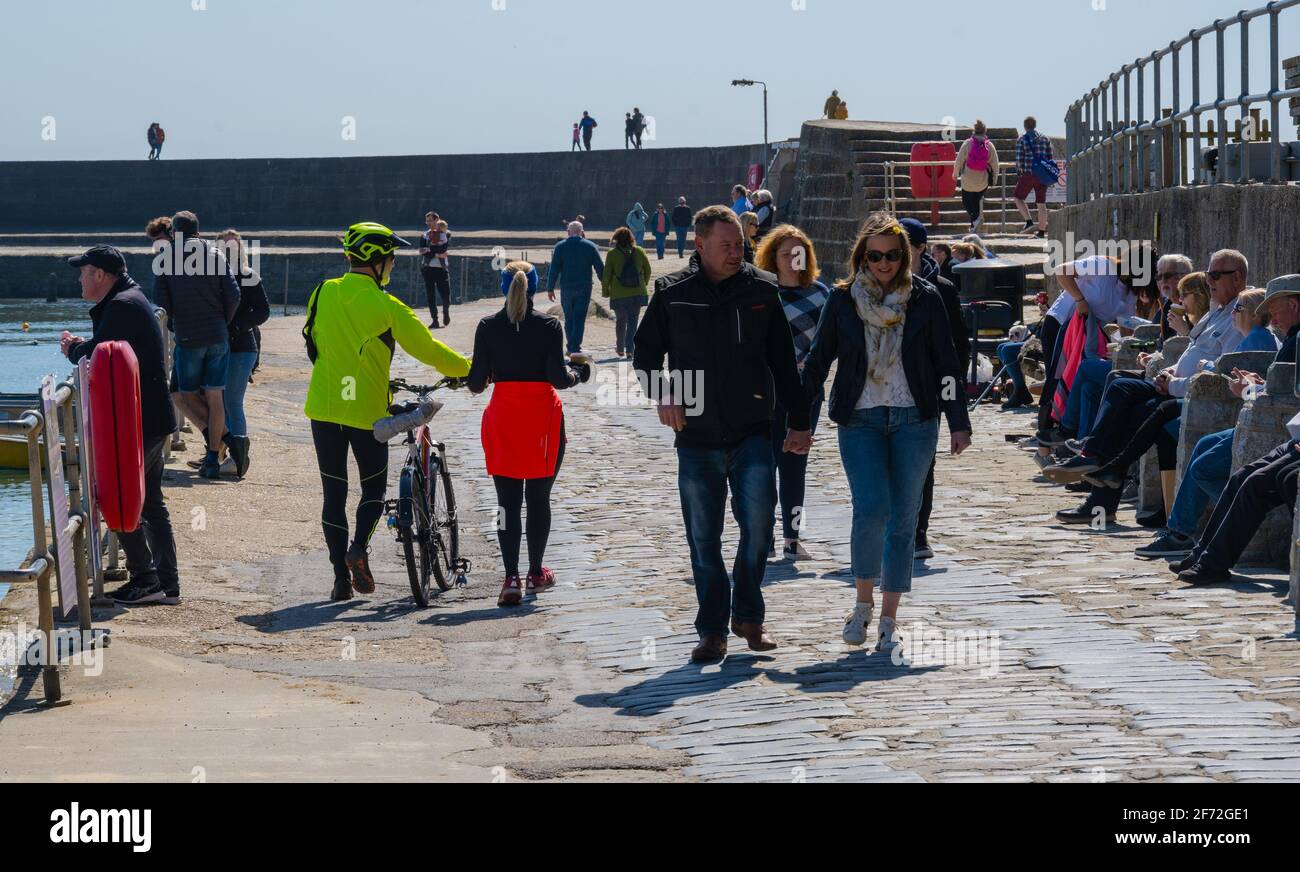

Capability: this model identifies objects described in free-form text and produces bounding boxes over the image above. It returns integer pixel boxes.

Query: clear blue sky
[2,0,1295,161]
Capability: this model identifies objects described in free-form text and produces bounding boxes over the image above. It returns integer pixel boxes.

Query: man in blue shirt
[579,111,597,151]
[1014,116,1054,238]
[547,221,604,356]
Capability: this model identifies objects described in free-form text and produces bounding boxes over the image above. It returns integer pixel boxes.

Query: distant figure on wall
[571,123,581,151]
[632,107,646,148]
[625,113,636,150]
[147,122,166,160]
[579,111,598,151]
[823,90,842,119]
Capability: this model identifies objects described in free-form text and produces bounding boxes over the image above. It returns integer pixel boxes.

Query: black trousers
[118,435,179,589]
[421,266,451,322]
[582,131,592,151]
[961,189,985,223]
[917,458,936,536]
[311,420,389,579]
[493,422,566,577]
[1036,315,1064,432]
[1193,441,1300,573]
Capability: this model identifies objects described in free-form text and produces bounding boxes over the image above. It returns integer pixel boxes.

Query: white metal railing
[1066,0,1300,201]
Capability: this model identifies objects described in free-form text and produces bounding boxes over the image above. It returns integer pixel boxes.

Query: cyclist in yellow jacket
[304,222,471,601]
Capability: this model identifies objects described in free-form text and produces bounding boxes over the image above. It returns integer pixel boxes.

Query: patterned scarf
[850,267,912,387]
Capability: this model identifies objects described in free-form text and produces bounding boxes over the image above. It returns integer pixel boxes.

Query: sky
[2,0,1296,161]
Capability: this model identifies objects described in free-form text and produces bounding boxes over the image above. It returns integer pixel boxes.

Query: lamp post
[731,78,769,175]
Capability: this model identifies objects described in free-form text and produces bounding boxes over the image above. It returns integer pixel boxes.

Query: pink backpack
[967,137,990,172]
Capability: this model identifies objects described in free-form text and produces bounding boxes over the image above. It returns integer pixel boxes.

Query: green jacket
[304,272,470,430]
[601,246,651,301]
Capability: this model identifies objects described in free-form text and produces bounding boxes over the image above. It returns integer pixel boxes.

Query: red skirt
[482,381,564,479]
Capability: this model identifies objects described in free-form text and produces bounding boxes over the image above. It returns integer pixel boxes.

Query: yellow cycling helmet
[342,222,410,263]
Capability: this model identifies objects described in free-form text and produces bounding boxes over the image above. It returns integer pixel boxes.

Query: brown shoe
[730,620,778,652]
[691,634,727,663]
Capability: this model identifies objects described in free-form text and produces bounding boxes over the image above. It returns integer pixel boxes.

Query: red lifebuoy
[909,141,958,200]
[89,341,145,533]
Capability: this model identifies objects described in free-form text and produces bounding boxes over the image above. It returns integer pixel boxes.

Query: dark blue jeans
[674,228,688,256]
[653,232,667,258]
[1085,377,1162,460]
[677,433,776,637]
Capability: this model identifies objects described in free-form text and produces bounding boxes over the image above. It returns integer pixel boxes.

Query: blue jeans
[1063,358,1111,438]
[1167,429,1234,536]
[653,233,667,258]
[173,341,229,393]
[675,228,688,256]
[560,288,592,354]
[677,434,776,637]
[837,406,939,593]
[223,351,257,437]
[996,341,1025,393]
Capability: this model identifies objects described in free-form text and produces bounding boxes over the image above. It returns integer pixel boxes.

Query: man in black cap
[60,246,181,605]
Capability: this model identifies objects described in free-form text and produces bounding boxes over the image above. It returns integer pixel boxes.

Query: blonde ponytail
[506,266,530,326]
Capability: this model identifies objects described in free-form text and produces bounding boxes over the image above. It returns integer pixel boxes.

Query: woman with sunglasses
[801,213,972,653]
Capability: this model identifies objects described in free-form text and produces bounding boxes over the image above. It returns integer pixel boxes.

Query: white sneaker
[876,616,900,653]
[842,602,873,646]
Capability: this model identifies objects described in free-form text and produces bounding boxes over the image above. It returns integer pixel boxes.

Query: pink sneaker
[497,574,523,607]
[525,567,556,594]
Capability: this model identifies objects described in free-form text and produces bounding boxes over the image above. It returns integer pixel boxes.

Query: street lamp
[731,78,769,175]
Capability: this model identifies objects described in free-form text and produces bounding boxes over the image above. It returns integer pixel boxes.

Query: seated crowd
[996,245,1300,588]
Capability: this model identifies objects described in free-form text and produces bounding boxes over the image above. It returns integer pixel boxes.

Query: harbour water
[0,299,91,589]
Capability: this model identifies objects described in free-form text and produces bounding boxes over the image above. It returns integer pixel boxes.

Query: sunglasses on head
[865,249,905,264]
[1207,269,1239,281]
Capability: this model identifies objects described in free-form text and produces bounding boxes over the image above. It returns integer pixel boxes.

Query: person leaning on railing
[60,245,181,606]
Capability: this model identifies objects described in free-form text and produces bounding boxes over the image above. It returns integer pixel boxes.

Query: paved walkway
[3,288,1299,781]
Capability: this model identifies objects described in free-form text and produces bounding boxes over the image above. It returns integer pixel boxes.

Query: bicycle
[378,377,471,607]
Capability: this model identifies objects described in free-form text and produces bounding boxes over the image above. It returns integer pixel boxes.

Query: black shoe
[159,583,181,605]
[428,320,441,329]
[1043,454,1100,484]
[1022,219,1035,233]
[442,310,451,326]
[1056,501,1115,525]
[1036,427,1069,447]
[1064,479,1091,493]
[199,452,221,479]
[1136,531,1196,560]
[1000,388,1033,410]
[1034,230,1047,239]
[1082,465,1126,489]
[227,435,251,478]
[1169,553,1199,574]
[1178,564,1231,586]
[111,576,165,605]
[1134,507,1167,529]
[330,576,354,601]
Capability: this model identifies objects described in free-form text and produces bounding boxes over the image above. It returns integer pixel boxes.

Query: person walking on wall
[823,90,842,119]
[601,226,651,360]
[147,123,166,160]
[579,111,598,151]
[632,107,646,148]
[571,123,581,151]
[625,113,636,149]
[547,221,605,357]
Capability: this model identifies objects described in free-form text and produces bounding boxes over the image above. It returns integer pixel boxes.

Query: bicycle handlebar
[390,376,466,395]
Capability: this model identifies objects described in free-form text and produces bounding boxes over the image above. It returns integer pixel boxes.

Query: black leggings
[422,267,451,320]
[961,188,985,223]
[311,420,389,578]
[492,434,566,577]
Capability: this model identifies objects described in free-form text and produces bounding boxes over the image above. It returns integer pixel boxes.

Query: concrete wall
[1046,185,1300,293]
[0,144,767,232]
[786,122,867,283]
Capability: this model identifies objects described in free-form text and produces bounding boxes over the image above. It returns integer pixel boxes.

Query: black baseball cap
[68,245,126,275]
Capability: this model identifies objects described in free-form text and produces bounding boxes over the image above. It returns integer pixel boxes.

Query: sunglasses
[865,249,905,264]
[1207,269,1240,281]
[1231,302,1245,313]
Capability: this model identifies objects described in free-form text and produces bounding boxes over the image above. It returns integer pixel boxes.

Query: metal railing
[1065,0,1300,203]
[0,374,106,705]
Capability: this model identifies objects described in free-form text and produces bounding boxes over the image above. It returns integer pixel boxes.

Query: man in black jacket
[670,197,693,259]
[633,206,811,664]
[60,246,181,605]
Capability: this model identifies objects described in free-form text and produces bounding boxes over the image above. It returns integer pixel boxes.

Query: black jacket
[671,205,693,229]
[228,272,270,355]
[67,275,177,442]
[467,300,579,393]
[633,256,809,447]
[930,274,971,367]
[155,238,241,348]
[801,276,973,434]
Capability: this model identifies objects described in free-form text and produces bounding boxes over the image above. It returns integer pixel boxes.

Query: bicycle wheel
[399,466,434,606]
[428,451,458,591]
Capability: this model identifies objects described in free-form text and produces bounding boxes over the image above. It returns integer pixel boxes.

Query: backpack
[967,137,990,172]
[617,249,641,287]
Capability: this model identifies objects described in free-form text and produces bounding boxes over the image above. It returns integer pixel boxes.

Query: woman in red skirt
[469,261,590,607]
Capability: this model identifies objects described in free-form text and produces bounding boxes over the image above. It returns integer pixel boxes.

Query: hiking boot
[497,574,523,607]
[525,567,556,594]
[1135,531,1195,560]
[110,576,165,605]
[691,635,727,663]
[345,544,376,594]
